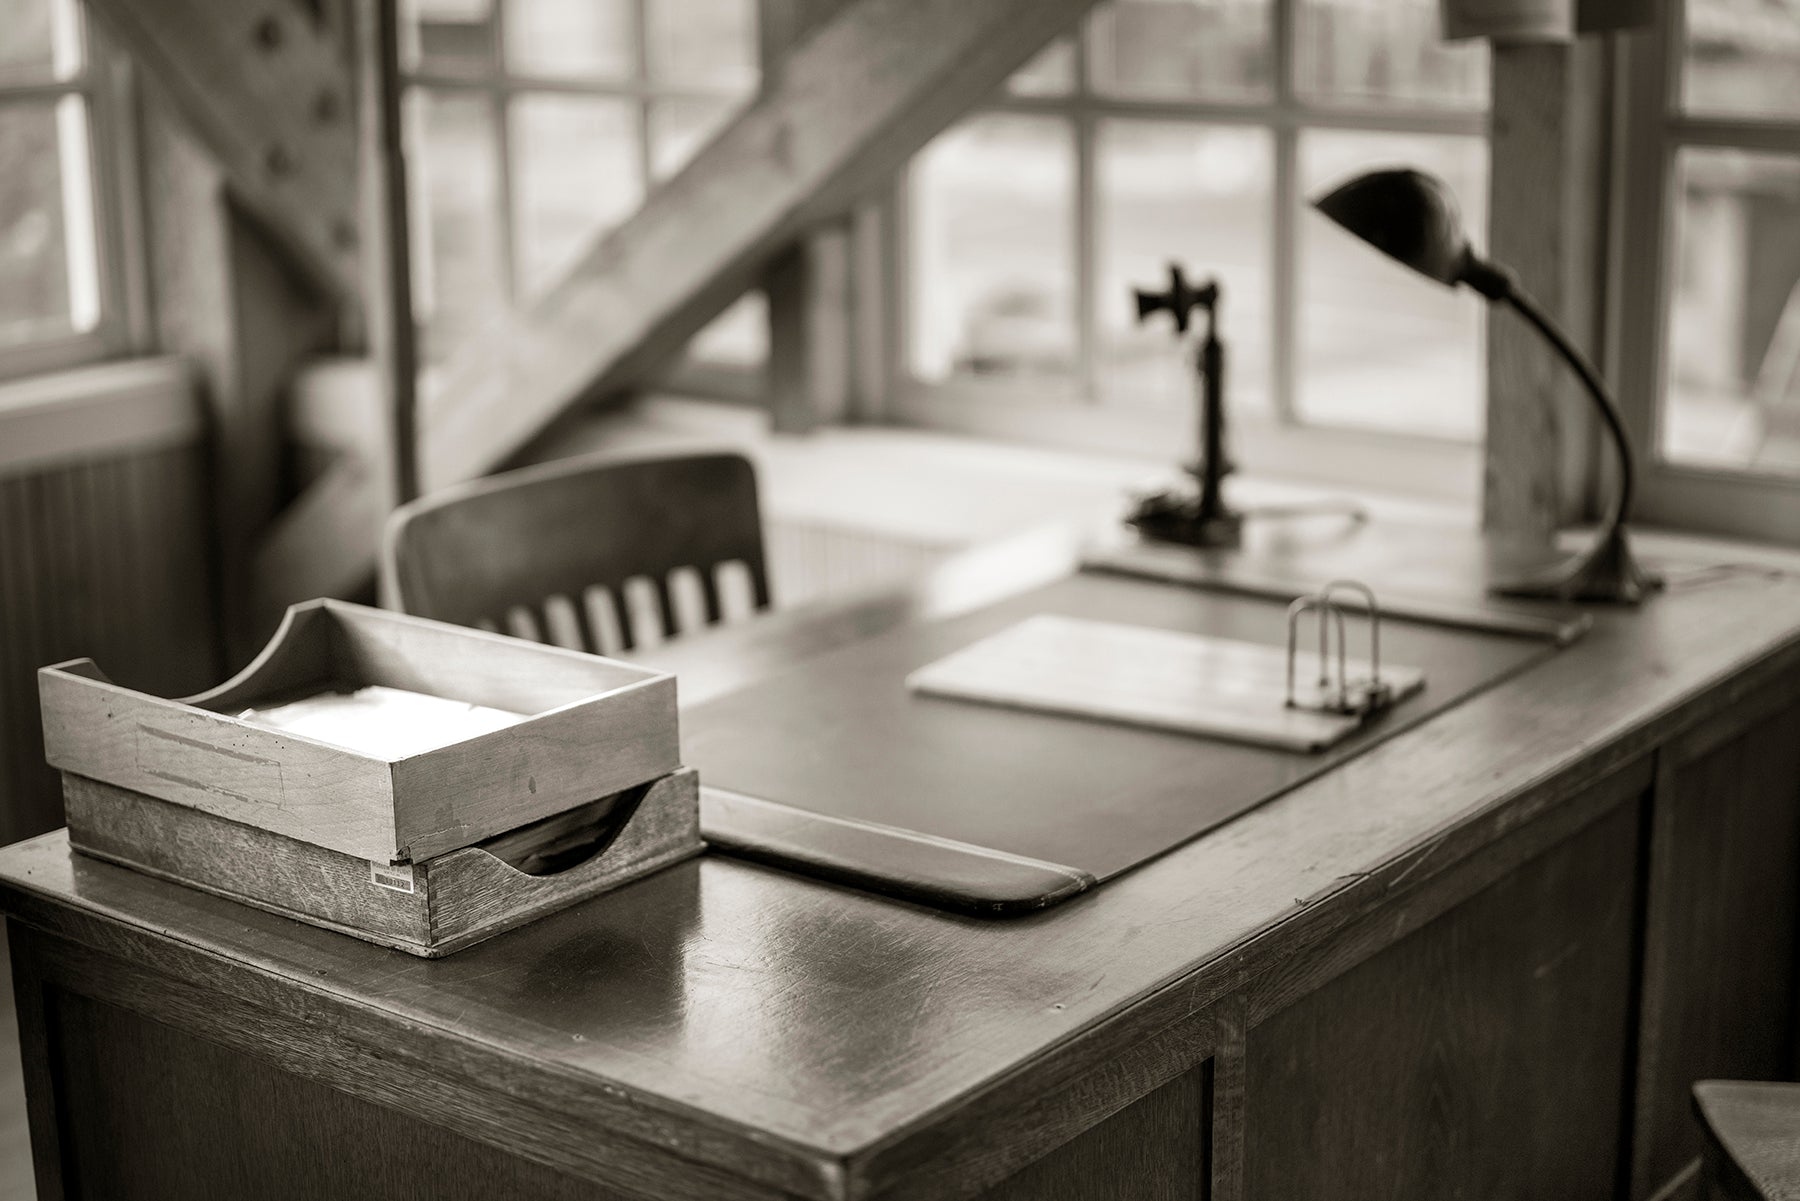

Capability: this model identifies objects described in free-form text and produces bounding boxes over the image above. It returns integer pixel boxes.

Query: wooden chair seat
[1694,1080,1800,1201]
[381,451,771,653]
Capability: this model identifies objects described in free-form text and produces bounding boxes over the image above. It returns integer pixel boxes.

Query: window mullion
[1271,0,1299,425]
[633,0,655,184]
[1613,3,1678,478]
[1072,25,1099,405]
[1076,106,1098,405]
[1272,122,1298,426]
[84,29,148,354]
[490,129,521,306]
[480,0,514,304]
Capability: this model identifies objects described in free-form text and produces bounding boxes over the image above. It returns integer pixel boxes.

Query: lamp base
[1489,525,1662,605]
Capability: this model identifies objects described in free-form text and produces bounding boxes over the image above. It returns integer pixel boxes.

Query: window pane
[509,95,642,296]
[690,291,769,366]
[504,0,634,80]
[405,90,506,361]
[1005,38,1077,97]
[645,0,758,91]
[1298,132,1488,439]
[400,0,495,74]
[1088,0,1272,102]
[0,0,81,83]
[1660,147,1800,477]
[0,98,101,349]
[1681,0,1800,120]
[909,114,1076,384]
[1096,121,1273,414]
[1295,0,1487,108]
[647,95,744,181]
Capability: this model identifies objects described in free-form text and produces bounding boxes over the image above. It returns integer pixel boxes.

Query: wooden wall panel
[0,446,219,846]
[1244,799,1640,1201]
[41,989,637,1201]
[1631,700,1800,1199]
[975,1064,1208,1201]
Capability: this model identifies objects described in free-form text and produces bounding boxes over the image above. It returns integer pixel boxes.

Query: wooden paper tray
[64,769,701,957]
[39,600,679,863]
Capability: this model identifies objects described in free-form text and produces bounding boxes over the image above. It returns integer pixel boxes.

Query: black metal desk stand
[1126,262,1363,549]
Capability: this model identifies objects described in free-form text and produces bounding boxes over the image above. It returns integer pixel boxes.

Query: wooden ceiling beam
[85,0,362,304]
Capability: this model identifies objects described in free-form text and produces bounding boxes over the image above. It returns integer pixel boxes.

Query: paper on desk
[238,685,527,759]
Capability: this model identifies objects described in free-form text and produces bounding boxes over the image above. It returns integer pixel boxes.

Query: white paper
[238,685,527,759]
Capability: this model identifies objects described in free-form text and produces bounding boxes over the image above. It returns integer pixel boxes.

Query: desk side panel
[40,989,636,1200]
[7,926,800,1201]
[1244,797,1641,1201]
[1631,697,1800,1200]
[970,1066,1208,1201]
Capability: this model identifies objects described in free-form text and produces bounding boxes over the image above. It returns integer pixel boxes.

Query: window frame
[399,0,766,388]
[877,2,1493,506]
[1613,1,1800,544]
[0,4,146,384]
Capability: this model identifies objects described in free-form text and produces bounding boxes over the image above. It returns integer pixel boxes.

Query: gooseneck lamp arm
[1498,283,1635,531]
[1311,168,1659,604]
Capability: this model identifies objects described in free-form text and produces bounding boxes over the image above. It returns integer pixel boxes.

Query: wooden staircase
[97,0,1109,620]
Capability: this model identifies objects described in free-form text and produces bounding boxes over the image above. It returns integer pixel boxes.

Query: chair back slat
[667,566,708,636]
[383,452,771,653]
[714,560,759,624]
[581,586,627,656]
[620,576,666,649]
[540,593,587,651]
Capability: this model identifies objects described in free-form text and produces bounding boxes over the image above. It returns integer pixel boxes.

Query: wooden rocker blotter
[39,600,700,956]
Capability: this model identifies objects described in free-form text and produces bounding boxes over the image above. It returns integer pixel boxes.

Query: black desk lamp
[1311,167,1660,604]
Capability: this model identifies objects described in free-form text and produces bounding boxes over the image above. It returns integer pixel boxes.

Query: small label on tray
[370,861,415,893]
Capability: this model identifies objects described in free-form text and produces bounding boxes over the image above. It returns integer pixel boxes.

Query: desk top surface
[6,519,1800,1201]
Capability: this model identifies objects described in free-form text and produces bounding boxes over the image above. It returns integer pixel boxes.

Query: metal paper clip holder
[1284,580,1420,721]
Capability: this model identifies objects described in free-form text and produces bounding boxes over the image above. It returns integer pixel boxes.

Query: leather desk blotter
[687,568,1575,915]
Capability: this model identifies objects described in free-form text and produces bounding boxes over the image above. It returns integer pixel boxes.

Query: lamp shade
[1311,168,1471,288]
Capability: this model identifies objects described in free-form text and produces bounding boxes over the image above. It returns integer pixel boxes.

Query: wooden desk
[5,523,1799,1201]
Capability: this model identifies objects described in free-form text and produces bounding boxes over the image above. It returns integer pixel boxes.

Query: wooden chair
[381,451,771,653]
[1694,1081,1800,1201]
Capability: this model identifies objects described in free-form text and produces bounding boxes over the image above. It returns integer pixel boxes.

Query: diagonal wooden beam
[256,0,1099,609]
[418,0,1101,489]
[85,0,361,303]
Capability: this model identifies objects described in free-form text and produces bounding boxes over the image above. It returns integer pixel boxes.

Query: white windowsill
[0,355,199,478]
[530,393,1477,554]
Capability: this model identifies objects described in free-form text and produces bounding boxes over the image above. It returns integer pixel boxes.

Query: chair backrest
[381,451,771,654]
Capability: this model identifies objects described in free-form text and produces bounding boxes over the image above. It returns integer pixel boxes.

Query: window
[1616,0,1800,541]
[0,0,136,382]
[897,0,1490,500]
[399,0,766,378]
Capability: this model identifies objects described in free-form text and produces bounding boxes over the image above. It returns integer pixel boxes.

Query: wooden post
[767,226,854,432]
[761,0,856,433]
[355,0,419,505]
[252,0,419,626]
[1482,39,1612,543]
